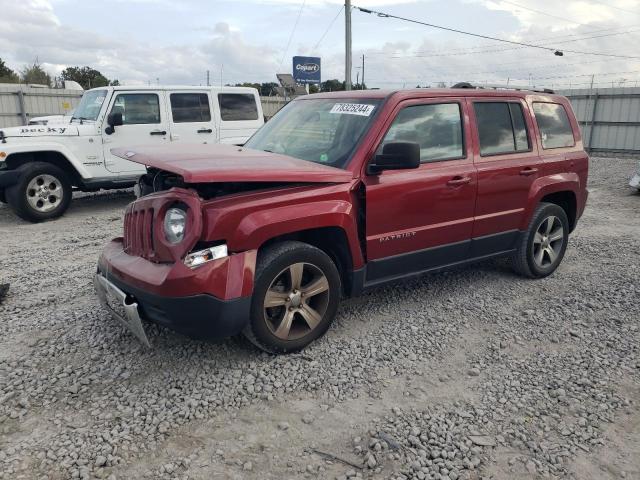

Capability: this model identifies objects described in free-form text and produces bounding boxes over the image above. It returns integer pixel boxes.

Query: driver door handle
[197,128,213,134]
[149,130,166,136]
[447,176,471,187]
[520,167,538,176]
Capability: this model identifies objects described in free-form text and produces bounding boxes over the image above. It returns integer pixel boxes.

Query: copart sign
[292,56,321,84]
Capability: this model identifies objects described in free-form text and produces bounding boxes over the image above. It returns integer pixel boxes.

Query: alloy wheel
[263,262,330,341]
[532,215,564,268]
[26,174,64,213]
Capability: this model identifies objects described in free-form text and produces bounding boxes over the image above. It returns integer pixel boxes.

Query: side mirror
[368,141,420,174]
[105,112,123,135]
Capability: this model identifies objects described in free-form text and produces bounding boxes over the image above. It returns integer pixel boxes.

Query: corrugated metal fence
[0,84,83,128]
[558,87,640,155]
[3,84,635,155]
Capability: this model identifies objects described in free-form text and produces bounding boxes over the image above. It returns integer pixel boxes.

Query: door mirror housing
[368,142,421,174]
[105,112,123,135]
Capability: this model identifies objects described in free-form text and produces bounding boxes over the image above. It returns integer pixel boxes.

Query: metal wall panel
[0,85,83,128]
[558,87,640,154]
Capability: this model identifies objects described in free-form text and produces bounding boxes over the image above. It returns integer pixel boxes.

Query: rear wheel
[6,162,72,222]
[0,189,6,204]
[511,202,569,278]
[243,241,341,354]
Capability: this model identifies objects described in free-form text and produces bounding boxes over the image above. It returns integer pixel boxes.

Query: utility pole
[345,0,352,90]
[207,70,210,87]
[361,54,365,89]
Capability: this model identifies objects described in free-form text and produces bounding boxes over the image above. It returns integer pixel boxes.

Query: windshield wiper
[71,116,90,125]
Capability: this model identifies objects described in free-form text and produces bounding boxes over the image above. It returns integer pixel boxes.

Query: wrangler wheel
[244,241,341,354]
[6,162,71,222]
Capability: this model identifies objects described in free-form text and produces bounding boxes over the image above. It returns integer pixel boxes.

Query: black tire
[511,202,570,278]
[0,189,6,204]
[243,241,341,354]
[5,162,72,222]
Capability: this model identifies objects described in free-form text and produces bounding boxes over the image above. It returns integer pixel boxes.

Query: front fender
[2,142,92,179]
[520,173,580,231]
[230,200,365,269]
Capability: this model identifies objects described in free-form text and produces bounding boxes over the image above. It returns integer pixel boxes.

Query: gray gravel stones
[0,158,638,479]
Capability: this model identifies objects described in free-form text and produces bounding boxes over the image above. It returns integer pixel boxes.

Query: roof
[87,85,259,94]
[302,88,566,102]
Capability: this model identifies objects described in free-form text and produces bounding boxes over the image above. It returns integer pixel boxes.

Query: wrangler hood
[0,125,79,138]
[112,144,354,184]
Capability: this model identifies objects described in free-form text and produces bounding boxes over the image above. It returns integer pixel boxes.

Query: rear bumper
[97,239,256,340]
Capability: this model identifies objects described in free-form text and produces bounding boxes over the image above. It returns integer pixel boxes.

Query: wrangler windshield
[245,98,382,168]
[71,89,108,122]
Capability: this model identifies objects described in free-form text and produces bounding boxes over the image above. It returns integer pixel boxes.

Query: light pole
[345,0,352,90]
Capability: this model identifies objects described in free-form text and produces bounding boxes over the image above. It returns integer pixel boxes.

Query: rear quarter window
[218,93,259,121]
[532,102,575,149]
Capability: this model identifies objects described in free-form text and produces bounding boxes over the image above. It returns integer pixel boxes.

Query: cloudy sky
[1,0,639,89]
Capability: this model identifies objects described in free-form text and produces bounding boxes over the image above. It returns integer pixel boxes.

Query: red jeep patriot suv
[95,86,588,353]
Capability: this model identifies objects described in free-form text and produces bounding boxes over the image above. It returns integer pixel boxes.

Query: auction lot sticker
[330,103,376,116]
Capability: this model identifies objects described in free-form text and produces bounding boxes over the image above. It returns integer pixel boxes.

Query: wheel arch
[539,191,577,232]
[524,175,580,232]
[257,226,358,297]
[5,149,87,187]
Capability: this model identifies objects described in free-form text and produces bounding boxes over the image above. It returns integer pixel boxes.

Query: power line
[369,28,640,59]
[589,0,640,16]
[355,6,562,54]
[354,5,640,59]
[279,0,306,69]
[313,5,344,50]
[364,25,624,55]
[493,0,588,27]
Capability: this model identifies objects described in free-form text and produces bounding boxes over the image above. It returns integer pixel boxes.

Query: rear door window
[218,94,259,121]
[170,93,211,123]
[532,102,575,149]
[474,102,530,156]
[379,103,464,163]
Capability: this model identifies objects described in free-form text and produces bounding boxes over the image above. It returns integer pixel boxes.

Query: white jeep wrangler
[0,85,264,222]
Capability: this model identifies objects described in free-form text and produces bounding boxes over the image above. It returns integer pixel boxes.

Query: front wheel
[6,162,72,222]
[511,202,570,278]
[243,241,341,354]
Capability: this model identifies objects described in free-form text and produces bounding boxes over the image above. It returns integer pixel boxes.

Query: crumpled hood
[0,124,79,138]
[112,144,354,184]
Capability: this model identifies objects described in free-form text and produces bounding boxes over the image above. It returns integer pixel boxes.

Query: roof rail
[451,82,555,94]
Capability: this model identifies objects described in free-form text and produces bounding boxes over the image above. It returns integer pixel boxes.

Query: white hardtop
[90,85,259,95]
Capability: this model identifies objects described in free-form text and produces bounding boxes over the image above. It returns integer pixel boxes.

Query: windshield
[245,98,382,169]
[72,89,108,122]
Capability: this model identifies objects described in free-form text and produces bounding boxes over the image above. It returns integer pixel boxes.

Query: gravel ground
[0,156,638,480]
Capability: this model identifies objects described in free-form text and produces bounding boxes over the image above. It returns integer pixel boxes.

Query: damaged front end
[134,167,297,200]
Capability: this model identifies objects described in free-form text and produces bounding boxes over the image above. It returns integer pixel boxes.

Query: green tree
[109,79,120,86]
[320,79,345,92]
[21,62,52,86]
[259,82,279,96]
[0,58,19,83]
[61,66,110,89]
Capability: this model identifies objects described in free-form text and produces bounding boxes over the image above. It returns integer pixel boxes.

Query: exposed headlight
[184,244,228,268]
[163,207,187,244]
